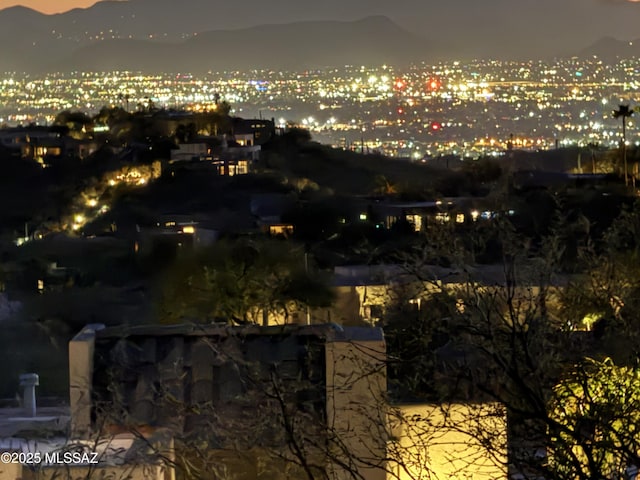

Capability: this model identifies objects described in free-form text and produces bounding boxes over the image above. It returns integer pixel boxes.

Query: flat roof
[94,323,384,343]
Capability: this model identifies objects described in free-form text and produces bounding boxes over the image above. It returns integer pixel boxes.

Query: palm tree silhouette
[613,104,634,186]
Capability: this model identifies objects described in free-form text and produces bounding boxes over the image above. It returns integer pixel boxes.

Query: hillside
[0,13,430,73]
[578,36,640,62]
[52,16,428,73]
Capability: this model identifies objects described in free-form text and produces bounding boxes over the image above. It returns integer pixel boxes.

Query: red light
[428,78,440,91]
[397,108,404,114]
[394,79,406,90]
[431,122,441,131]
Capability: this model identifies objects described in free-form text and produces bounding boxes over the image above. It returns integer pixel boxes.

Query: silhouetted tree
[613,104,634,185]
[382,210,640,480]
[53,110,93,138]
[157,238,334,325]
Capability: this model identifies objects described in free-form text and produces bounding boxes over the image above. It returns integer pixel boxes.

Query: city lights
[0,57,635,160]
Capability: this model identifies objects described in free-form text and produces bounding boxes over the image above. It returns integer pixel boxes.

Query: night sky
[1,0,640,57]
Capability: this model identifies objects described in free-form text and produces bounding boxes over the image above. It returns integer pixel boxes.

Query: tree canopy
[156,238,334,325]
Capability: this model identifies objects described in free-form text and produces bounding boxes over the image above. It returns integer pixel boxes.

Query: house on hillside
[329,263,570,326]
[511,170,612,191]
[0,127,98,166]
[0,128,63,166]
[217,260,567,328]
[250,193,297,237]
[351,197,501,232]
[211,146,255,176]
[137,217,219,253]
[170,142,209,163]
[210,134,261,176]
[169,136,259,175]
[232,118,275,146]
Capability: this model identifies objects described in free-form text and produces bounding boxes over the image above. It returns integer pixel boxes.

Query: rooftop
[95,322,373,341]
[0,407,69,437]
[332,263,571,288]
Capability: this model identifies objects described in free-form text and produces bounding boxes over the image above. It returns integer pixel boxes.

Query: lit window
[269,225,294,236]
[405,214,422,231]
[435,213,450,224]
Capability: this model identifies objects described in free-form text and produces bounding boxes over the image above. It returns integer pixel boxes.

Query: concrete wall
[388,403,508,480]
[325,332,387,480]
[68,324,104,438]
[0,463,20,480]
[20,464,166,480]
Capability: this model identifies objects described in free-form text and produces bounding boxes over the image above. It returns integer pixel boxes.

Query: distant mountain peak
[0,2,443,72]
[51,16,430,73]
[578,36,640,62]
[0,5,43,16]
